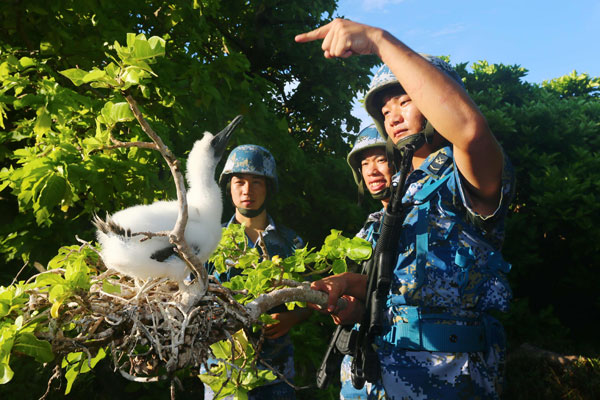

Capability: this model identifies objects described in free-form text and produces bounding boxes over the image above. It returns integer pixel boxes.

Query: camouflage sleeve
[454,149,516,231]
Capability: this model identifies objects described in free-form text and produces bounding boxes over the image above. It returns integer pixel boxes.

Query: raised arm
[296,19,504,214]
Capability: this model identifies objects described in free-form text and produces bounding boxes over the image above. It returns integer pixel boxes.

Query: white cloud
[361,0,407,12]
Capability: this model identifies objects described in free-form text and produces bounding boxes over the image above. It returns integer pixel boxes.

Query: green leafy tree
[3,0,600,398]
[462,62,600,354]
[0,0,377,286]
[0,11,375,396]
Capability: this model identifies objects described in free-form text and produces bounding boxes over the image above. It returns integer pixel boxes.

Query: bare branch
[124,94,208,291]
[88,136,159,154]
[245,286,347,322]
[39,365,62,400]
[509,343,585,367]
[118,368,162,383]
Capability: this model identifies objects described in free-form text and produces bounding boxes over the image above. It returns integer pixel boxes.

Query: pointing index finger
[294,21,332,43]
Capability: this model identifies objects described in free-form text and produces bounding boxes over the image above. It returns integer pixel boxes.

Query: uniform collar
[226,214,278,233]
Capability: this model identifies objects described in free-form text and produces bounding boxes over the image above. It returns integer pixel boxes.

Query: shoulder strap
[411,147,454,289]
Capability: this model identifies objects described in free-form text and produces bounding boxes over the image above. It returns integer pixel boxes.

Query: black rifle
[315,144,415,389]
[351,144,415,388]
[315,324,350,389]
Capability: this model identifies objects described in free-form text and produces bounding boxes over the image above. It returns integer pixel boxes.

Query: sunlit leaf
[100,101,134,125]
[33,107,52,135]
[0,363,14,385]
[50,300,63,318]
[59,68,88,86]
[101,279,121,294]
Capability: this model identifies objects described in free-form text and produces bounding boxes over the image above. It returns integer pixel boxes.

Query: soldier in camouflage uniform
[297,19,515,399]
[205,144,310,400]
[340,126,391,399]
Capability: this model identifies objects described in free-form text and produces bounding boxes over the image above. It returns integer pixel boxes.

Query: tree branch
[88,135,159,154]
[245,286,346,323]
[124,94,208,293]
[509,343,585,367]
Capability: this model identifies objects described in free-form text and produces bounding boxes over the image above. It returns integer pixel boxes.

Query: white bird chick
[94,115,243,288]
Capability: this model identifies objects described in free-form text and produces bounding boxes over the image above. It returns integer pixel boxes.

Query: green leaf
[210,340,231,360]
[347,237,372,261]
[65,263,91,290]
[121,67,142,85]
[332,259,347,274]
[84,348,106,372]
[82,68,107,84]
[35,272,65,287]
[102,279,121,294]
[18,57,35,69]
[33,107,52,135]
[0,363,14,385]
[37,173,67,208]
[34,206,51,226]
[13,333,54,363]
[60,68,88,86]
[100,101,134,125]
[62,352,83,394]
[132,35,166,60]
[0,326,16,384]
[48,284,68,303]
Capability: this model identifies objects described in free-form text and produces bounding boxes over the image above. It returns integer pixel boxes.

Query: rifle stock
[316,324,356,389]
[316,325,344,389]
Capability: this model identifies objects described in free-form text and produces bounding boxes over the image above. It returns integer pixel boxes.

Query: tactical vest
[365,146,511,353]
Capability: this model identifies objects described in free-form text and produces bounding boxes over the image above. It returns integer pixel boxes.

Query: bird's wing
[150,246,177,262]
[110,201,180,233]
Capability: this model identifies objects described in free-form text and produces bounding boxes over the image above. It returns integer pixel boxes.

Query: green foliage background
[1,0,599,399]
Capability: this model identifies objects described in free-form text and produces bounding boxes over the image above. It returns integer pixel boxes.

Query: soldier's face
[360,148,392,194]
[382,93,425,145]
[230,174,267,210]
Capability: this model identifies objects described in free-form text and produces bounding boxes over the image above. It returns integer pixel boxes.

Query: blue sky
[333,0,600,129]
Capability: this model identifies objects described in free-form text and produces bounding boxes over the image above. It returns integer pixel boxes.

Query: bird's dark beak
[211,115,243,160]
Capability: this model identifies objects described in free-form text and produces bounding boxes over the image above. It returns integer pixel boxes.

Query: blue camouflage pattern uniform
[204,214,304,400]
[342,146,514,400]
[340,211,387,400]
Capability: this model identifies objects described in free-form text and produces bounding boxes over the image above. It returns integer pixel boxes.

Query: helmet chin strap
[386,120,435,166]
[393,120,435,153]
[358,178,392,203]
[237,201,267,218]
[371,187,391,201]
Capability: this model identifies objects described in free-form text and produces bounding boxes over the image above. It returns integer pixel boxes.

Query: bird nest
[28,267,259,384]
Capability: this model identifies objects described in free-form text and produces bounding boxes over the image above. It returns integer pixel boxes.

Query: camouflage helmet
[347,125,387,187]
[219,144,278,192]
[347,125,392,201]
[364,54,464,141]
